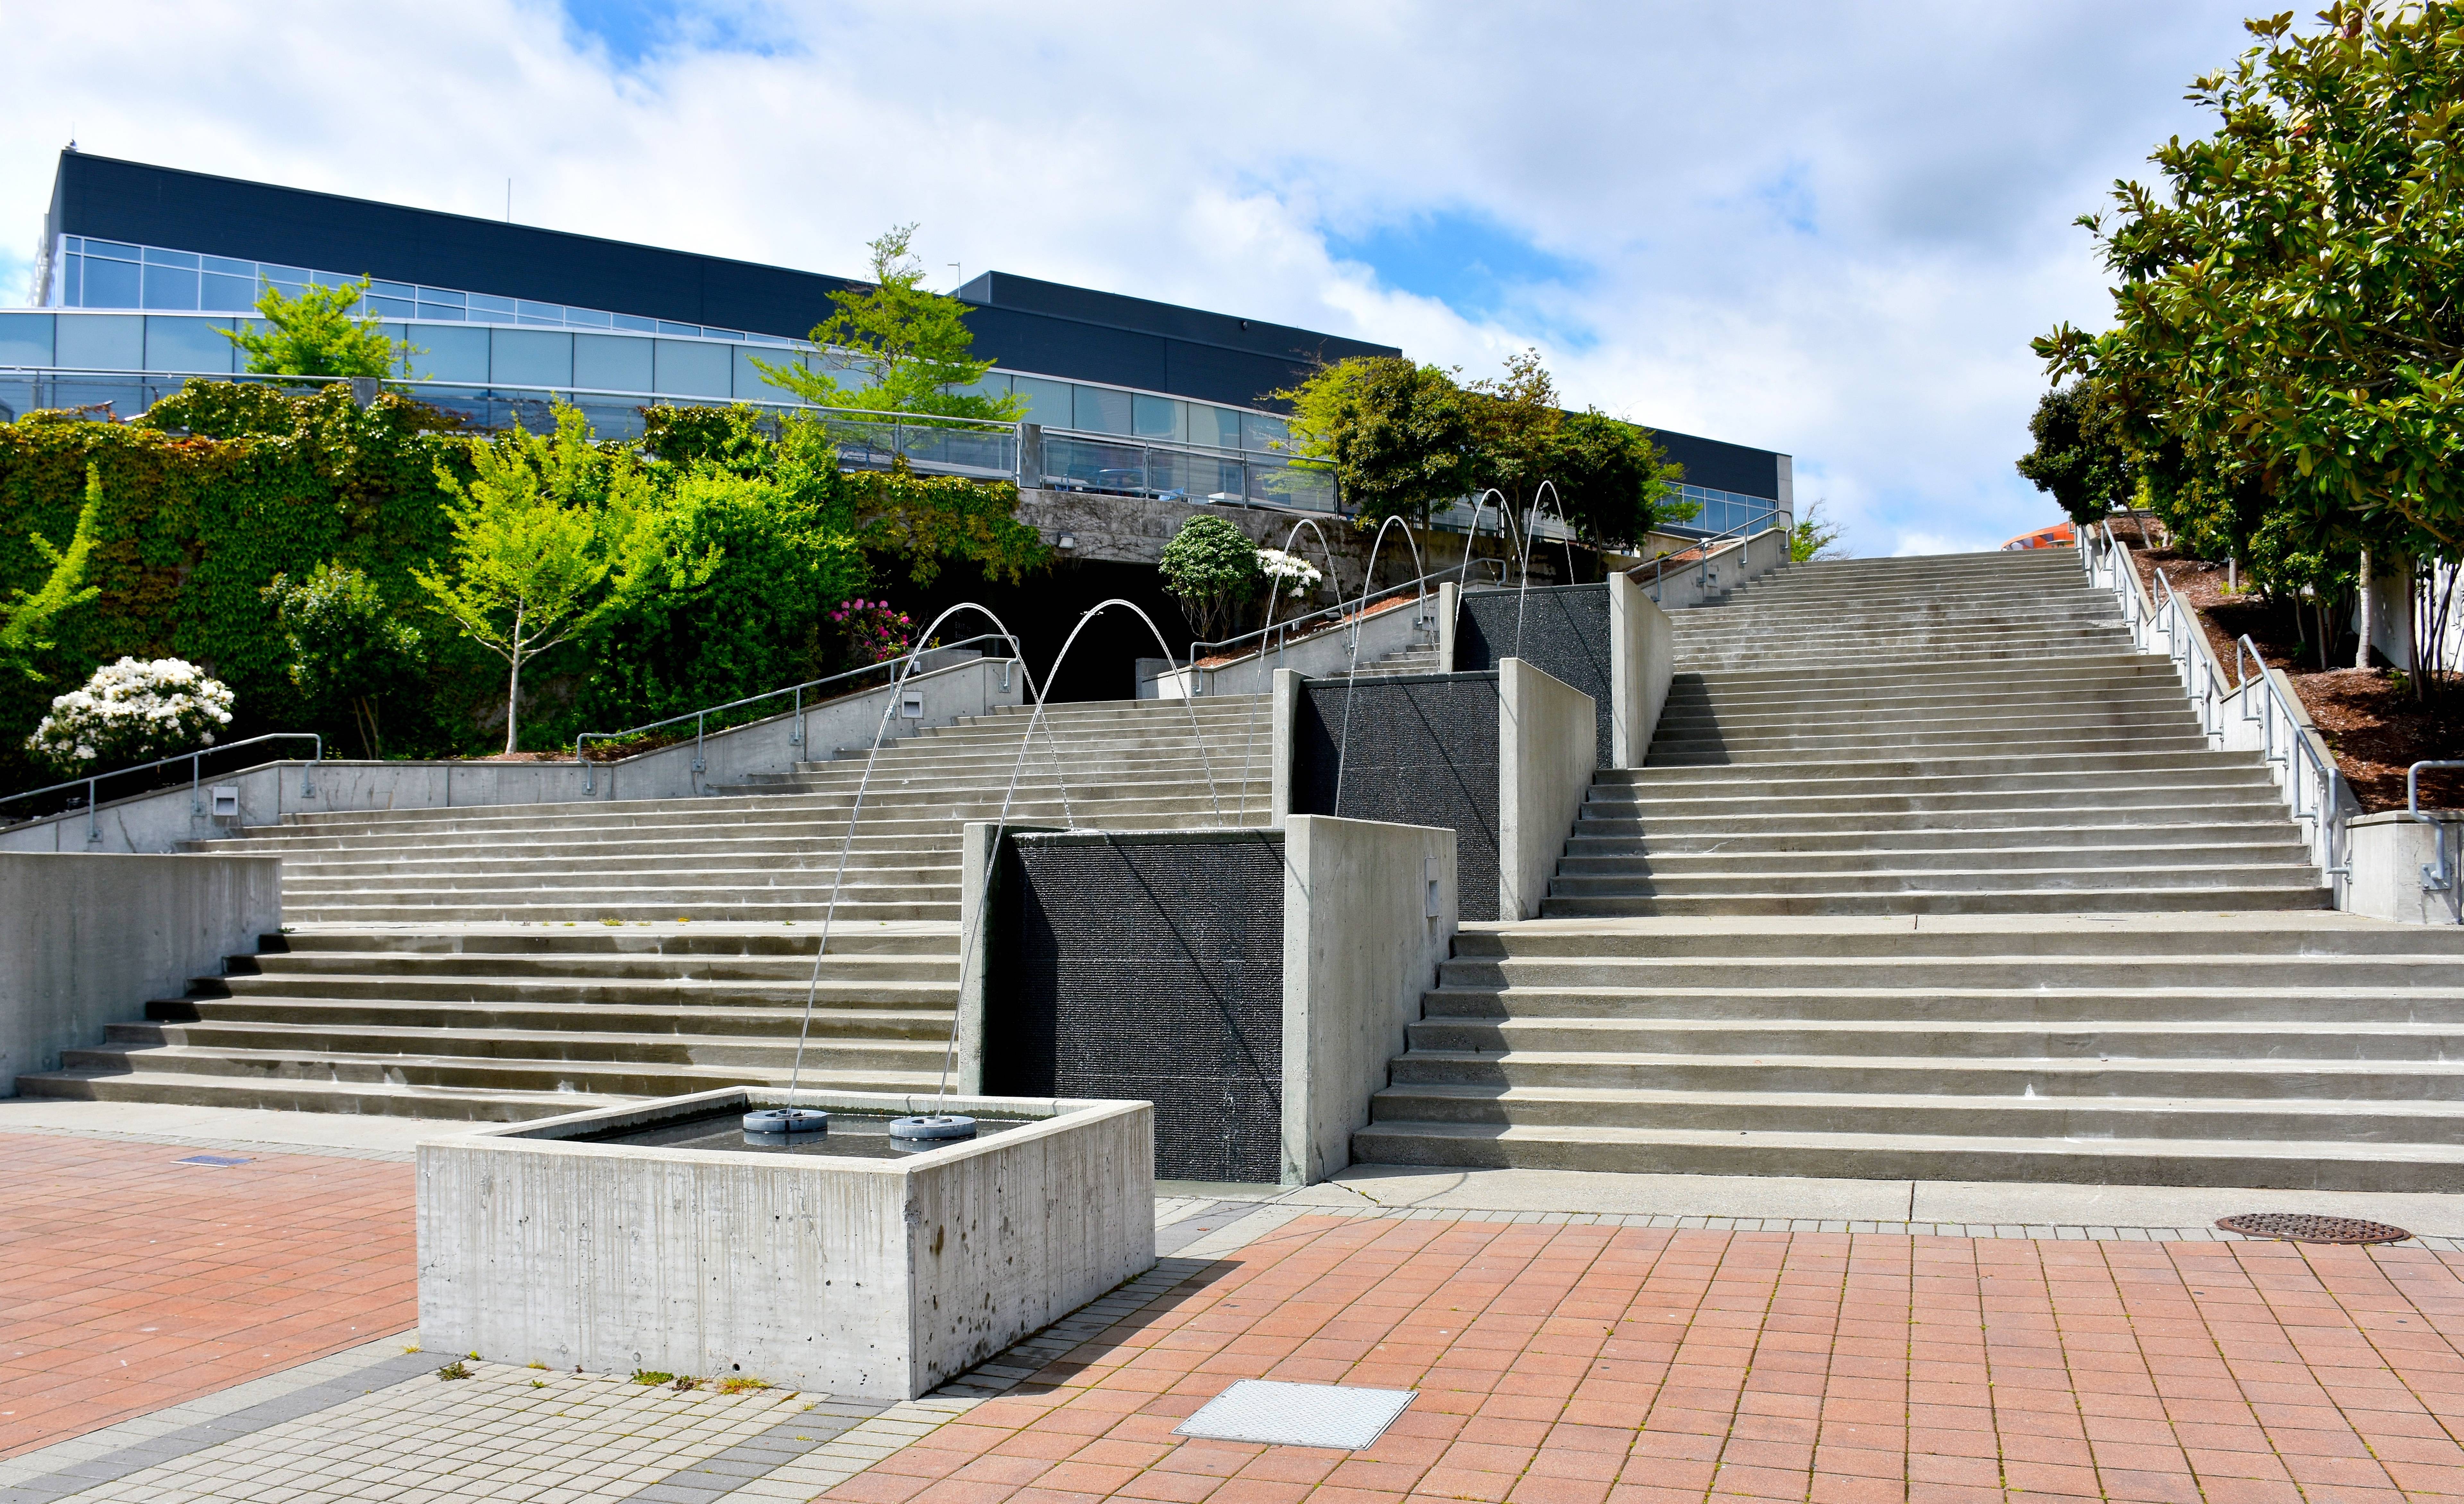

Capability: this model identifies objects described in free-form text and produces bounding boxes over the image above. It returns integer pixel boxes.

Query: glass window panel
[656,320,703,337]
[1133,393,1176,438]
[417,287,466,309]
[201,254,255,277]
[517,301,566,323]
[517,310,564,326]
[54,312,144,370]
[613,313,656,333]
[734,345,796,401]
[365,295,415,319]
[653,338,730,398]
[1073,384,1132,434]
[60,236,82,254]
[141,264,199,310]
[409,324,489,383]
[80,256,141,308]
[143,247,199,268]
[1242,412,1289,451]
[55,254,80,306]
[467,293,516,319]
[309,269,357,287]
[85,240,139,261]
[1189,404,1242,449]
[699,327,743,340]
[368,280,414,299]
[945,371,1009,402]
[1010,375,1070,428]
[258,263,308,284]
[489,328,573,388]
[199,273,257,312]
[144,316,235,373]
[416,302,466,321]
[0,313,56,367]
[574,332,653,392]
[565,307,612,328]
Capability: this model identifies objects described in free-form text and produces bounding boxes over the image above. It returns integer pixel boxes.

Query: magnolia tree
[26,657,235,777]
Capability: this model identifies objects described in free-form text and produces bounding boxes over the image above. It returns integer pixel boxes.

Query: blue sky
[8,0,2266,555]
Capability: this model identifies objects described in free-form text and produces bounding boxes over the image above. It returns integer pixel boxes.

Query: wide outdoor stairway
[1355,914,2464,1189]
[1555,548,2328,915]
[1356,549,2464,1190]
[16,694,1271,1118]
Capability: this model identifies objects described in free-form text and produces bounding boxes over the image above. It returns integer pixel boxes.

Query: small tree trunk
[504,603,525,755]
[2356,549,2376,670]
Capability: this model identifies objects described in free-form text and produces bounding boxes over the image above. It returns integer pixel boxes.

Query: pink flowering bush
[829,598,915,666]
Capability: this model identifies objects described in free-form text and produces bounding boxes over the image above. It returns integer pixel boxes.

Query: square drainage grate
[1172,1380,1415,1450]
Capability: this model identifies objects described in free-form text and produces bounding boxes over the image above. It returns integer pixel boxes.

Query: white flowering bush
[1257,548,1324,600]
[25,657,236,777]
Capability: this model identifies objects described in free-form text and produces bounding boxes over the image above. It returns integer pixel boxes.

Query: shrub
[26,656,235,777]
[830,598,914,666]
[264,562,424,758]
[1158,516,1262,641]
[1256,548,1323,602]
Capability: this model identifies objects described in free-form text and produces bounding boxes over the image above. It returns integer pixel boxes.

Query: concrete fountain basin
[416,1086,1154,1399]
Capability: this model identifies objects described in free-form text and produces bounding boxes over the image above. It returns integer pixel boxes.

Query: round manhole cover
[2215,1213,2411,1245]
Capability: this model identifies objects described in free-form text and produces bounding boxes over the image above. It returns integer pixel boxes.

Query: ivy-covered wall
[0,384,487,789]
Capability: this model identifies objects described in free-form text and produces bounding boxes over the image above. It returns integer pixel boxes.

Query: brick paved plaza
[7,1118,2464,1504]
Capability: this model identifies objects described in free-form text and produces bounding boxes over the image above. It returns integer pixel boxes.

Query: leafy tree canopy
[263,561,424,758]
[1789,498,1851,564]
[2016,382,2139,530]
[1276,357,1478,527]
[1158,515,1262,641]
[222,278,423,380]
[754,226,1024,421]
[2035,2,2464,566]
[0,462,103,684]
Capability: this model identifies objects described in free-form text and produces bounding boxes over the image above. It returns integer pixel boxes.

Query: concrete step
[1349,1118,2464,1191]
[1417,982,2464,1022]
[1557,839,2311,877]
[1535,885,2332,917]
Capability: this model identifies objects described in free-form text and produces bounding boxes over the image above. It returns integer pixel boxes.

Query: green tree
[1,463,103,684]
[263,561,425,758]
[1275,357,1479,527]
[753,226,1023,420]
[573,465,868,733]
[2016,382,2138,530]
[2036,4,2464,572]
[1789,498,1850,564]
[1466,349,1565,553]
[1158,515,1262,641]
[222,278,423,379]
[413,404,663,753]
[1549,409,1682,551]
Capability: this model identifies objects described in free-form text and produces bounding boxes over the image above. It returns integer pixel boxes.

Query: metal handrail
[0,732,322,843]
[2409,760,2464,894]
[573,634,1018,792]
[2084,521,2352,893]
[1180,558,1499,677]
[1631,508,1791,605]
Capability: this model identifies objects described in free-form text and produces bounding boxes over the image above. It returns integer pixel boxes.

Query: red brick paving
[835,1216,2464,1504]
[0,1134,416,1460]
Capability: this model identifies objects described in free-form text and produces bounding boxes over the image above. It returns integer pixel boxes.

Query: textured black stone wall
[1456,584,1613,766]
[1292,673,1500,922]
[984,829,1287,1184]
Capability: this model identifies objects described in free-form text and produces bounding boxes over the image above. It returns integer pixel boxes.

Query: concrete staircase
[1357,550,2464,1190]
[17,695,1271,1118]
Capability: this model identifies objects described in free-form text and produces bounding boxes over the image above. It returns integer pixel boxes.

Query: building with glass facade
[10,149,1791,534]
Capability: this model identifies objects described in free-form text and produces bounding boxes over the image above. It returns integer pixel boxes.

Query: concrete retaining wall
[0,851,280,1094]
[417,1087,1153,1401]
[2346,812,2464,926]
[1281,814,1457,1186]
[1608,571,1674,767]
[1498,661,1598,921]
[0,655,1022,855]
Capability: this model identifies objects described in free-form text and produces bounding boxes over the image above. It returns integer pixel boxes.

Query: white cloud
[4,0,2260,555]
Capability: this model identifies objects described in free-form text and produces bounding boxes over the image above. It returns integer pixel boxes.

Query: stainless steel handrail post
[2410,760,2464,893]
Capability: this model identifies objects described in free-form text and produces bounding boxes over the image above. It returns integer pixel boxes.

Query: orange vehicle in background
[2001,520,2076,551]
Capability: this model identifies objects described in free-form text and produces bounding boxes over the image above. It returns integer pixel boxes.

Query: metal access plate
[1172,1380,1415,1450]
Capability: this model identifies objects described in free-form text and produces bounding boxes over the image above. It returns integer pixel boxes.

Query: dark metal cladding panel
[1291,674,1500,922]
[987,831,1286,1184]
[1653,424,1786,500]
[1455,584,1613,766]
